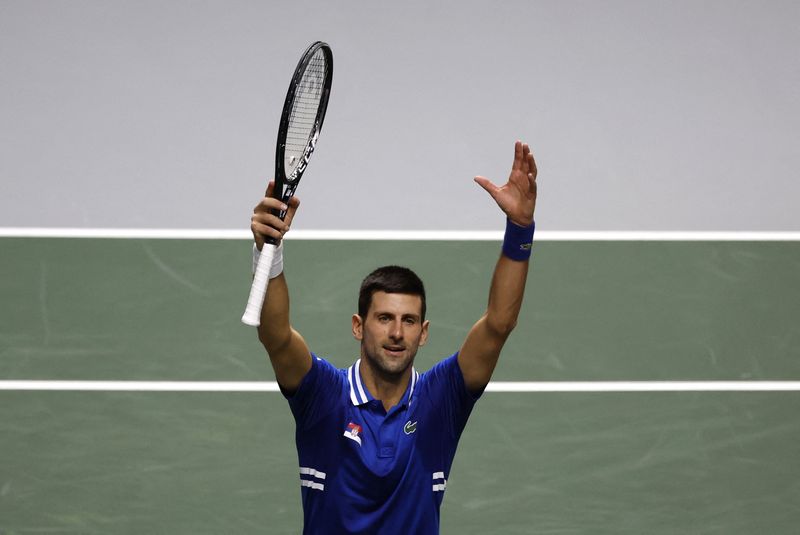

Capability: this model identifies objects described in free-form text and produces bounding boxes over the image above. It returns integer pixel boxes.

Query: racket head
[242,41,333,327]
[274,41,333,202]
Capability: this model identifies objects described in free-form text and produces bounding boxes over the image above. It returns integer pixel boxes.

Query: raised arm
[250,181,312,392]
[458,141,538,393]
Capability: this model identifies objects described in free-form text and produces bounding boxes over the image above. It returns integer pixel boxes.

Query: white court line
[1,381,799,392]
[1,228,800,241]
[0,381,281,392]
[484,381,800,392]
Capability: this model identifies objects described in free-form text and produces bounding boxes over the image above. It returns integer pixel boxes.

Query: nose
[389,320,404,341]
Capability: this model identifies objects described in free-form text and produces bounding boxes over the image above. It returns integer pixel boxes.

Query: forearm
[458,220,534,391]
[257,272,293,352]
[485,254,530,337]
[485,218,534,334]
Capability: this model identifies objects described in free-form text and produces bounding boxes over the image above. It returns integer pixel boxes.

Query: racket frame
[272,41,333,224]
[242,41,333,327]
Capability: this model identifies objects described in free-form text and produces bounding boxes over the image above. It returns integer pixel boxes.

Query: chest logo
[343,422,363,446]
[403,420,418,435]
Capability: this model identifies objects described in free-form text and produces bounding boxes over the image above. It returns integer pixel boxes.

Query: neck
[359,358,412,412]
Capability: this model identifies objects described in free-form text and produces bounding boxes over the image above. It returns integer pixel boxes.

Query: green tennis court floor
[2,237,799,533]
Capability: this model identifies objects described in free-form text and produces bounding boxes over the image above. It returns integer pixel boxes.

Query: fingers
[525,145,536,175]
[525,145,538,194]
[474,176,505,208]
[512,140,523,171]
[515,142,537,196]
[251,210,288,248]
[283,196,301,229]
[253,195,289,216]
[521,143,529,172]
[251,193,297,248]
[474,175,497,196]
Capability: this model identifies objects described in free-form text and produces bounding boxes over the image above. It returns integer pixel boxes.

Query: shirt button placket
[378,417,395,458]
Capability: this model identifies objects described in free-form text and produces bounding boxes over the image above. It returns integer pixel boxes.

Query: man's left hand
[474,141,537,227]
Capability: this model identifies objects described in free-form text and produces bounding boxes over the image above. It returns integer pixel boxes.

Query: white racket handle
[241,243,276,326]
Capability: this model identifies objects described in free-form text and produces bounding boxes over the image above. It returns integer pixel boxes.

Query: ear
[418,319,430,347]
[352,314,364,341]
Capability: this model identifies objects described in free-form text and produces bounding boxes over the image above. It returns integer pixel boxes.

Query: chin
[370,353,413,378]
[384,361,411,376]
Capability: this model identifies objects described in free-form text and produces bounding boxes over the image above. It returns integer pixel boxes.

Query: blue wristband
[502,219,535,261]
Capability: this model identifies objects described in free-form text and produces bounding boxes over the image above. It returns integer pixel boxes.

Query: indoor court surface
[1,235,799,534]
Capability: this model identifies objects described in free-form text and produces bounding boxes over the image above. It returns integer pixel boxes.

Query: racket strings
[285,51,328,174]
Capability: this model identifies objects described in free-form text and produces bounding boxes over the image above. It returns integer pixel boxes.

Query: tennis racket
[241,41,333,326]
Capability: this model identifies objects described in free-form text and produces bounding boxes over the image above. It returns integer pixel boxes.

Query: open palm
[474,141,537,227]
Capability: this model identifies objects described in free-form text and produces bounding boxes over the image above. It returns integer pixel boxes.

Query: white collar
[347,359,419,406]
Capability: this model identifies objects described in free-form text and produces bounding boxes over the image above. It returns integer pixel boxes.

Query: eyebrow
[374,311,421,321]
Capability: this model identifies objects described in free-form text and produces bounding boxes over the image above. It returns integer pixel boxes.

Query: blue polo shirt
[284,353,481,534]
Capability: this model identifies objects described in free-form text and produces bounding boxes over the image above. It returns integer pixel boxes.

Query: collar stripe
[347,361,420,406]
[409,369,419,401]
[347,364,360,406]
[354,359,369,404]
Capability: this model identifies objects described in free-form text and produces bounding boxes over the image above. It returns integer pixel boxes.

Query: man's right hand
[251,180,302,249]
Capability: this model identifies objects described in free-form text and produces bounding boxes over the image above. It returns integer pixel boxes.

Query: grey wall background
[1,1,797,232]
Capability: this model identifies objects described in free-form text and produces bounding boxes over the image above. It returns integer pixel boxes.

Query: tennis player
[250,141,537,534]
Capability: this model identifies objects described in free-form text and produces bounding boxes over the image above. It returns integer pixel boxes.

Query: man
[250,141,537,534]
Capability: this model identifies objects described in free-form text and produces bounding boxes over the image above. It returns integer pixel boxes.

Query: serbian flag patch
[343,422,362,446]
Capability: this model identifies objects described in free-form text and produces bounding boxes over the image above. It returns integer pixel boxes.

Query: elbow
[485,314,518,340]
[257,327,291,357]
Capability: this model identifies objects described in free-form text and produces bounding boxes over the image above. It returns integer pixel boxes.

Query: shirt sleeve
[420,353,483,439]
[282,353,344,430]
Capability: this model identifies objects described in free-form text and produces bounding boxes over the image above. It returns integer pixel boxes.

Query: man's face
[352,291,429,378]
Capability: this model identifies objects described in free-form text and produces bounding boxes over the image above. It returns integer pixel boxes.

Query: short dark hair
[358,266,426,320]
